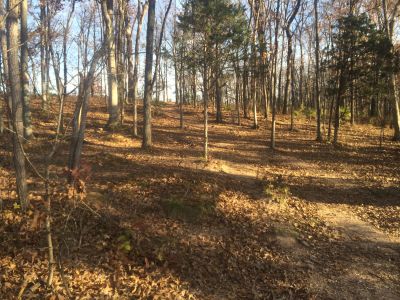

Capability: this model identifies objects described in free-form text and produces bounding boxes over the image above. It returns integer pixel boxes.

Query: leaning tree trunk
[68,46,106,174]
[7,0,28,210]
[142,0,155,148]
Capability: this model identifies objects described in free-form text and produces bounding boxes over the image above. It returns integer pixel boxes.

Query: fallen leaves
[1,99,399,299]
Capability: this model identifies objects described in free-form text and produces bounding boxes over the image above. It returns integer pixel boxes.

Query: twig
[17,274,29,300]
[80,199,101,218]
[57,248,72,299]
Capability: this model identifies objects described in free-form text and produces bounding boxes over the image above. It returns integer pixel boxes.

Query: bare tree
[101,0,119,128]
[314,0,322,141]
[131,0,148,136]
[68,50,106,175]
[40,0,49,110]
[0,0,9,134]
[142,0,156,148]
[20,0,32,138]
[282,0,301,116]
[7,0,28,210]
[270,0,281,149]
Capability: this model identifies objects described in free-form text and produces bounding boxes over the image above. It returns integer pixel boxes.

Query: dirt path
[314,203,400,299]
[317,204,400,247]
[204,140,400,298]
[166,104,400,298]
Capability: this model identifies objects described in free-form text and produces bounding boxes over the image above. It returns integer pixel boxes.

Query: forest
[0,0,399,298]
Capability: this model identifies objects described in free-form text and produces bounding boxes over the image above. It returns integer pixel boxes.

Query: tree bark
[382,0,400,140]
[203,57,209,161]
[101,0,119,128]
[242,47,249,118]
[333,68,345,145]
[132,0,148,136]
[282,32,292,115]
[20,0,32,138]
[216,76,223,123]
[7,0,28,210]
[271,0,281,149]
[69,46,106,173]
[314,0,322,141]
[40,0,48,110]
[0,0,9,133]
[142,0,155,148]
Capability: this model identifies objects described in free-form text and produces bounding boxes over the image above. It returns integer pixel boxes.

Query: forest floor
[1,97,400,299]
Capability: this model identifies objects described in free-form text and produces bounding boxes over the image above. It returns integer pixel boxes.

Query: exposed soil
[0,98,399,299]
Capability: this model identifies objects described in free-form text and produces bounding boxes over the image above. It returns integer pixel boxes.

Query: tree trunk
[242,48,249,118]
[132,1,148,136]
[40,0,48,110]
[283,32,291,115]
[290,50,296,130]
[7,0,28,210]
[251,33,258,128]
[271,0,281,149]
[216,76,223,123]
[381,0,400,140]
[142,0,155,148]
[0,0,9,133]
[235,65,241,125]
[61,1,75,133]
[20,0,32,138]
[69,46,106,173]
[314,0,322,141]
[180,83,184,129]
[203,59,209,161]
[333,69,345,145]
[101,0,119,128]
[127,15,134,103]
[117,0,127,125]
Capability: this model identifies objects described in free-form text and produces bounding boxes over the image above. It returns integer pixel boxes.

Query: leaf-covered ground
[1,98,399,299]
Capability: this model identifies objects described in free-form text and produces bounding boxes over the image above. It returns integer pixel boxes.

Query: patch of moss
[160,197,214,222]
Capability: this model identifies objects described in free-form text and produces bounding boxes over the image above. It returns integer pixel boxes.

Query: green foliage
[326,13,394,117]
[264,179,291,205]
[117,233,133,253]
[153,101,167,108]
[160,197,214,222]
[340,106,351,122]
[294,105,316,119]
[177,0,249,72]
